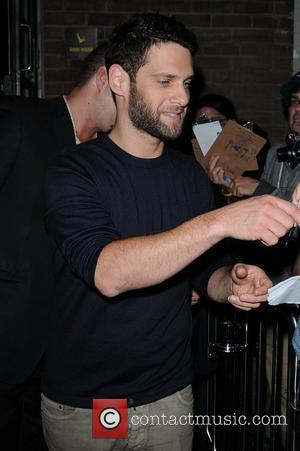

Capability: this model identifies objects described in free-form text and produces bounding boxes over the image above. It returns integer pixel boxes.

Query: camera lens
[277,133,300,165]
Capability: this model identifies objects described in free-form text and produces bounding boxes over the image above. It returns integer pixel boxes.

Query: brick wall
[43,0,294,144]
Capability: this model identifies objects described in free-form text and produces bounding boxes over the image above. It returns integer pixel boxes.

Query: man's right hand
[214,194,300,246]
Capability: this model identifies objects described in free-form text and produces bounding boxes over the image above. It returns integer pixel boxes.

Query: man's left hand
[227,263,272,311]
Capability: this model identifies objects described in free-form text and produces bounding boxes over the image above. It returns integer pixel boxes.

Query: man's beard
[128,83,184,140]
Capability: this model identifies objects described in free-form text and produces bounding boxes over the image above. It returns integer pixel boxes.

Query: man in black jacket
[0,42,116,451]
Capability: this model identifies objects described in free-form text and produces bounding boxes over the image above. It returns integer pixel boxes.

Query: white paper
[192,120,222,156]
[268,276,300,306]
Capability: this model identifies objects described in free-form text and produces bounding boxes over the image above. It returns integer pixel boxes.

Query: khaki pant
[41,385,193,451]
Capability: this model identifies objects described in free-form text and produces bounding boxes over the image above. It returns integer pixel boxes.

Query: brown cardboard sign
[193,120,266,178]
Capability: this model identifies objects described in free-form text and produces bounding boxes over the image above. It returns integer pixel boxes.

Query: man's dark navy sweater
[43,134,228,408]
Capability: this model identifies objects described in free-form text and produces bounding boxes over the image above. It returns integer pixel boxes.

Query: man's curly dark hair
[105,13,198,81]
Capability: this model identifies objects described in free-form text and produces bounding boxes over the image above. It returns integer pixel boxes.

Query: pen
[223,175,233,187]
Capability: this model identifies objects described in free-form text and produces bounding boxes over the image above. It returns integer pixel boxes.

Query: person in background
[195,93,237,125]
[41,12,300,451]
[193,93,269,207]
[205,74,300,279]
[0,42,116,451]
[193,94,239,208]
[213,73,300,205]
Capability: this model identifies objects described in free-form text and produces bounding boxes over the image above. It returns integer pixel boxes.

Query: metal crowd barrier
[192,302,300,451]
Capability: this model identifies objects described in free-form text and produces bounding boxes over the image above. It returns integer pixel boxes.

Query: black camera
[277,132,300,167]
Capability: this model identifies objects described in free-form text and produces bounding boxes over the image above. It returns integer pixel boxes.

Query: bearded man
[41,13,300,451]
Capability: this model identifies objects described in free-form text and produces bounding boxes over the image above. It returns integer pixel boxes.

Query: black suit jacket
[0,95,76,383]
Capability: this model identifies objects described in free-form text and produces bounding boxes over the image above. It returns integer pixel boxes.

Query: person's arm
[253,146,284,197]
[95,195,300,297]
[231,146,279,198]
[253,179,275,196]
[231,175,260,197]
[206,157,272,198]
[207,263,272,311]
[44,151,300,299]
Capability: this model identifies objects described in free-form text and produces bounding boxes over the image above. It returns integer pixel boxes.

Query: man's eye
[184,81,192,90]
[290,98,300,106]
[159,80,170,86]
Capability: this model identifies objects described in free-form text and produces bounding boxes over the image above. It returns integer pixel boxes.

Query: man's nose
[170,84,190,107]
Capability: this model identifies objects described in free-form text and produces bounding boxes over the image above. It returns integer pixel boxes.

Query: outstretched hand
[227,263,272,311]
[215,194,300,246]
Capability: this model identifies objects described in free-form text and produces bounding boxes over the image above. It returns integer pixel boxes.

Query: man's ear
[108,64,129,97]
[95,66,108,91]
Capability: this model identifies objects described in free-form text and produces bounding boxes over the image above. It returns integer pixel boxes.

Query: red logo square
[93,399,128,438]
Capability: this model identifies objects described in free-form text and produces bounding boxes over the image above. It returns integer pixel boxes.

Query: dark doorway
[0,0,43,97]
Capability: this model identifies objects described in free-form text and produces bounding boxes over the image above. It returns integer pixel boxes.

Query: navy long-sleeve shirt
[43,134,230,408]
